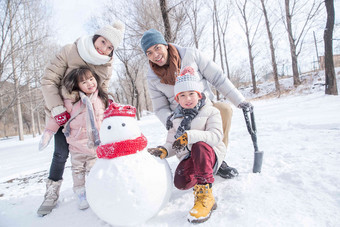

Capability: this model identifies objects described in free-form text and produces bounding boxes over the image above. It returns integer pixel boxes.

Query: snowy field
[1,72,340,227]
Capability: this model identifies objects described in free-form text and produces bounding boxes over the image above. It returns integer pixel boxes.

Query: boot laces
[193,185,209,207]
[46,184,58,199]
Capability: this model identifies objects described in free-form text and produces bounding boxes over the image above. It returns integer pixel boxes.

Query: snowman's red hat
[104,102,136,119]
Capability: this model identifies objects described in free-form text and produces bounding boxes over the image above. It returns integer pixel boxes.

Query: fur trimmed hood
[61,86,80,103]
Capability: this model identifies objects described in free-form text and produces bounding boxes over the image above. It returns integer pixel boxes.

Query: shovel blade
[253,151,264,173]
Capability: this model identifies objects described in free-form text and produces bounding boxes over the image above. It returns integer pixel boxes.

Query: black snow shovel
[243,108,263,173]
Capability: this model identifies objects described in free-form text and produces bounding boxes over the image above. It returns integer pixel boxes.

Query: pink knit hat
[104,103,136,119]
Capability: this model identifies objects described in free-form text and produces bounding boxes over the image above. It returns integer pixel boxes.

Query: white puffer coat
[146,44,245,125]
[163,98,226,173]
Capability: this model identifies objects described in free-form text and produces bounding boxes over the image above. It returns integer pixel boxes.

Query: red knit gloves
[51,106,70,126]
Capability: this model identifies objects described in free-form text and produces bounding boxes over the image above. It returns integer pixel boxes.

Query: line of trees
[1,0,56,139]
[90,0,337,103]
[0,0,338,139]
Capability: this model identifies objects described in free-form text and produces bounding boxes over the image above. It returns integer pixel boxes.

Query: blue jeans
[48,127,69,181]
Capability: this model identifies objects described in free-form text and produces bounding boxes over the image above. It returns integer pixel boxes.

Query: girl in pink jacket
[40,67,108,210]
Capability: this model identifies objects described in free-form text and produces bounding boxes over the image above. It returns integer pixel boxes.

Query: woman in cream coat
[37,21,125,216]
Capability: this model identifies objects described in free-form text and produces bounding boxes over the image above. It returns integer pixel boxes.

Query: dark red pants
[174,141,216,190]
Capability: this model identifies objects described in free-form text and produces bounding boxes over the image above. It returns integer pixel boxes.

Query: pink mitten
[39,129,55,151]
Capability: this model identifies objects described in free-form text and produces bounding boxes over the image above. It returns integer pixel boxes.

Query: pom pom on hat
[95,20,125,50]
[140,29,168,54]
[174,66,203,99]
[104,103,136,119]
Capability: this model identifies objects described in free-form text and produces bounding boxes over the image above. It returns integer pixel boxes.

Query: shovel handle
[243,109,263,173]
[243,109,258,152]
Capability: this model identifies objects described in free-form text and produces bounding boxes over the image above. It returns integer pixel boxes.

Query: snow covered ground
[1,72,340,227]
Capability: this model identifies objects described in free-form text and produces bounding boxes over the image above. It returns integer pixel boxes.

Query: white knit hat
[174,66,203,98]
[95,20,125,50]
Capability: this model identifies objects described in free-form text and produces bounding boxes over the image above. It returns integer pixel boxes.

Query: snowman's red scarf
[96,134,148,159]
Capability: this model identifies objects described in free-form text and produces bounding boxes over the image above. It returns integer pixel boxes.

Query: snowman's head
[100,116,141,144]
[99,103,140,144]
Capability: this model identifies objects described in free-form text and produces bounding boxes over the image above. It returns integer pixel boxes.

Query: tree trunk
[28,84,36,137]
[240,0,257,93]
[143,80,151,111]
[260,0,280,96]
[324,0,338,95]
[37,110,42,135]
[214,1,224,73]
[285,0,301,86]
[222,33,230,79]
[159,0,172,42]
[9,1,24,140]
[212,11,216,62]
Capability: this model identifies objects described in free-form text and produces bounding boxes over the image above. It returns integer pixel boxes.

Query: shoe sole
[187,202,217,224]
[216,171,238,179]
[37,203,58,217]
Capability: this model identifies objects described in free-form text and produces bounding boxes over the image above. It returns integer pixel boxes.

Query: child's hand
[147,146,168,159]
[172,133,188,150]
[39,129,55,151]
[51,106,70,126]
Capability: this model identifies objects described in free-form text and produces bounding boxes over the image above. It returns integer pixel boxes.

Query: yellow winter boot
[187,184,217,223]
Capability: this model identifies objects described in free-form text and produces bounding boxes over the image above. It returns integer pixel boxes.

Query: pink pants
[174,141,216,190]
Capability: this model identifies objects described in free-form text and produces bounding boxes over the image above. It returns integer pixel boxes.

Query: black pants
[48,127,69,181]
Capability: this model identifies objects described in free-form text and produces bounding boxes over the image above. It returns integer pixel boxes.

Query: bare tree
[213,0,225,74]
[324,0,338,95]
[211,0,233,79]
[1,0,52,138]
[182,0,206,48]
[159,0,172,42]
[220,2,232,79]
[9,0,24,140]
[282,0,323,86]
[236,0,262,93]
[260,0,280,96]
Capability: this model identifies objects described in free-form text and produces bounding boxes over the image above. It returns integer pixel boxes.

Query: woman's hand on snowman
[51,106,70,126]
[147,146,168,159]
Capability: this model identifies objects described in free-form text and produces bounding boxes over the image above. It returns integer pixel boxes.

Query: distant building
[319,54,340,70]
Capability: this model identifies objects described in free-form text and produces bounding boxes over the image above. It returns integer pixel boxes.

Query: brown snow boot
[37,179,62,216]
[187,183,217,223]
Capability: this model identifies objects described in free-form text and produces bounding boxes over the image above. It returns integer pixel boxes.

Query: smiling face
[176,91,201,109]
[77,72,98,95]
[145,44,169,67]
[94,36,114,56]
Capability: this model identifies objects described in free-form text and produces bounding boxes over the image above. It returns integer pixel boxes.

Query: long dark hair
[63,67,109,108]
[93,35,114,57]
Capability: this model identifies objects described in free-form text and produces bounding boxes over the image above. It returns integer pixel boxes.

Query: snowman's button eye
[107,125,111,130]
[122,123,126,127]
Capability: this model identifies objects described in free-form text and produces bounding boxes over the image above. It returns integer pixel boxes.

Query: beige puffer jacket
[41,38,113,116]
[163,98,227,174]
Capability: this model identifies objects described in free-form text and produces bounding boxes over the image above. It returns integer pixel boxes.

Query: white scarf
[77,35,111,65]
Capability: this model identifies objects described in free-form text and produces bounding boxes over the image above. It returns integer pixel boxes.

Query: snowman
[86,103,172,226]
